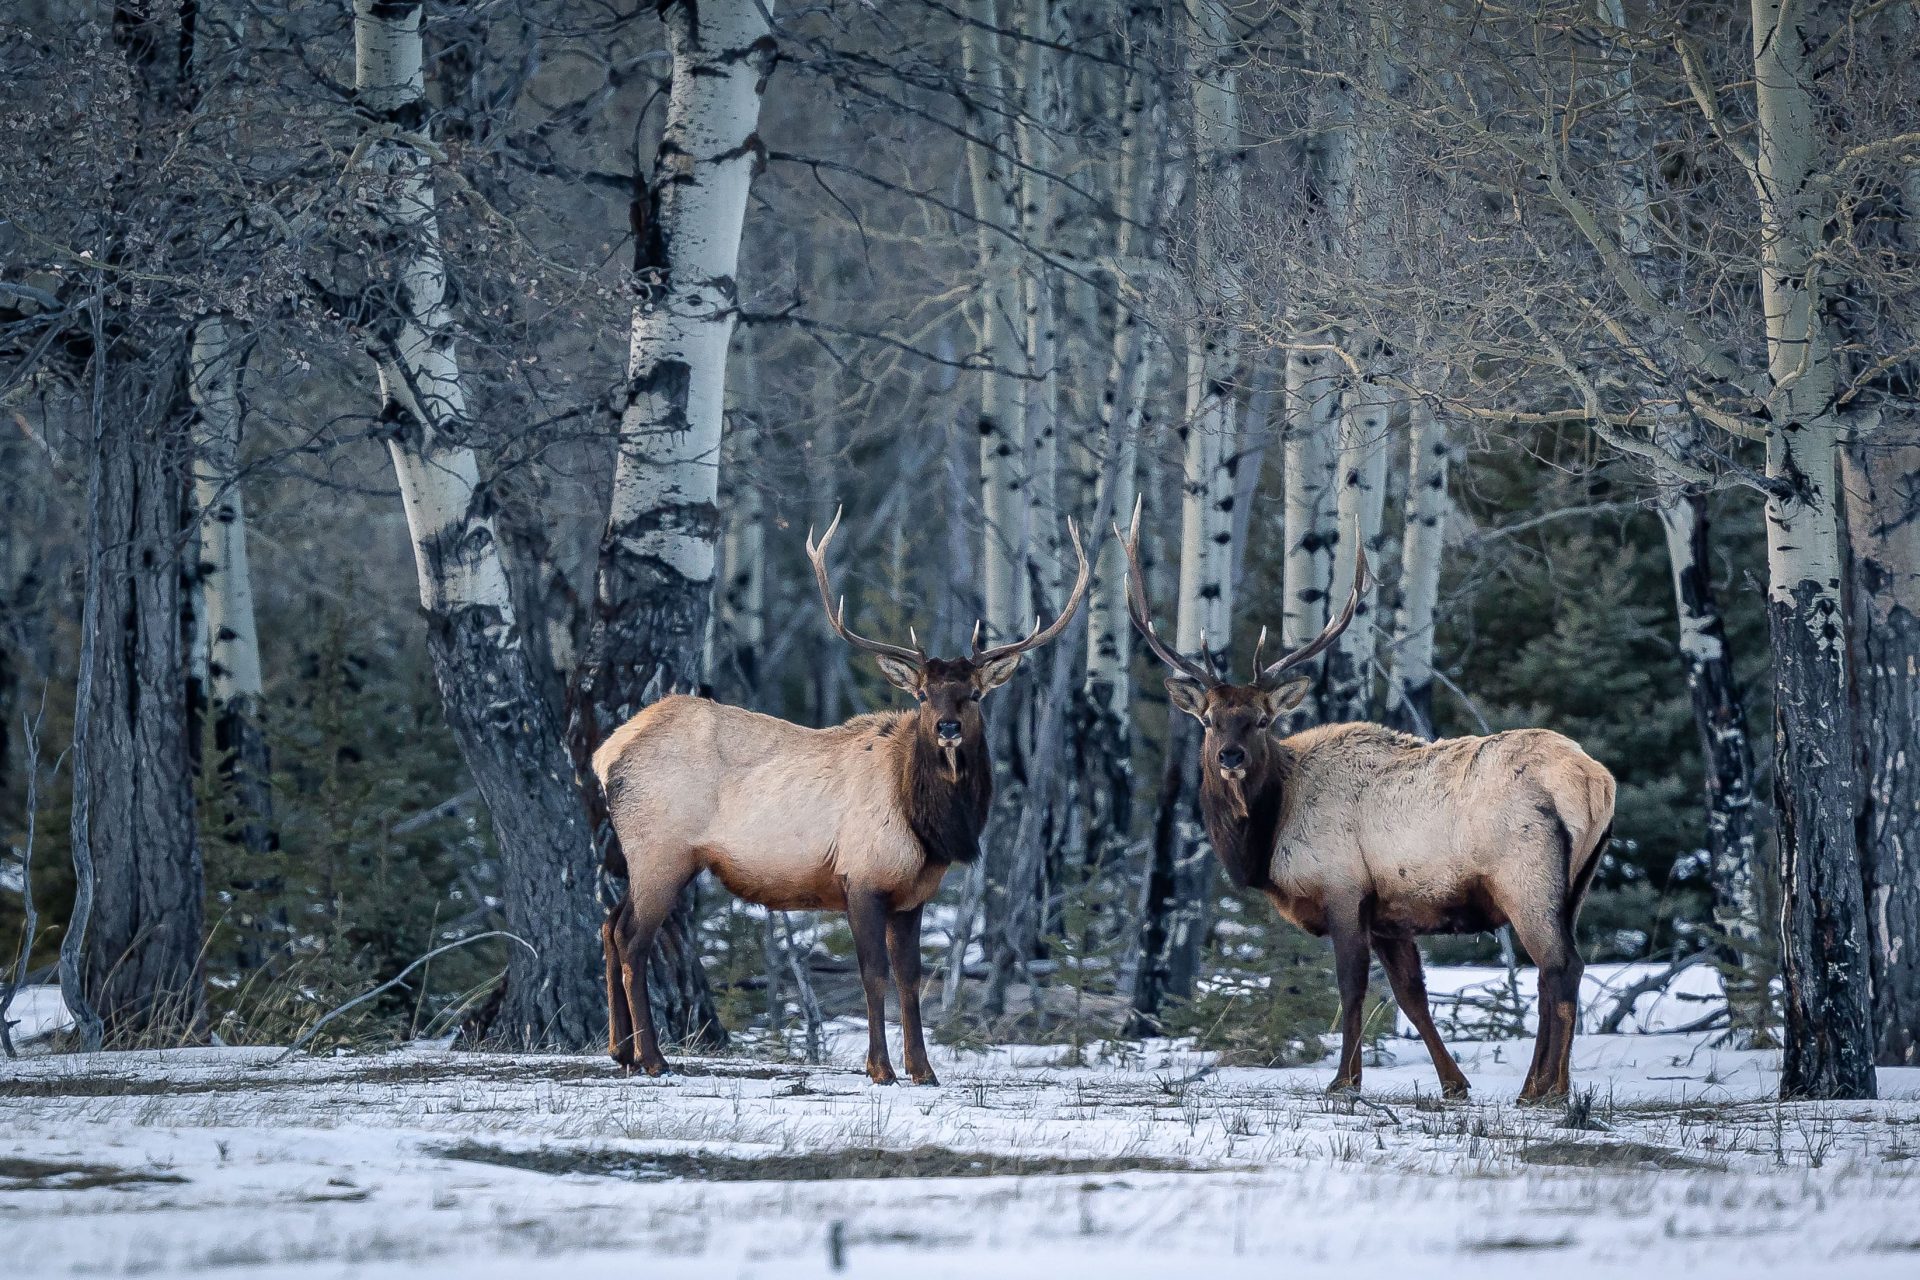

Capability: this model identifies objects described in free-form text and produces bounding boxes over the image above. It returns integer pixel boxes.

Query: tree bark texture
[1656,488,1770,1042]
[73,364,207,1044]
[353,0,603,1049]
[1750,0,1875,1099]
[189,317,275,864]
[569,0,773,1049]
[1844,426,1920,1067]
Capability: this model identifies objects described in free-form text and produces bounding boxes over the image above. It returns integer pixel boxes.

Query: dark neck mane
[1198,744,1294,892]
[898,719,993,865]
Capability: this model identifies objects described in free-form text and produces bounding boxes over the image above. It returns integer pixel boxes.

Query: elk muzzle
[1217,745,1247,781]
[935,719,963,749]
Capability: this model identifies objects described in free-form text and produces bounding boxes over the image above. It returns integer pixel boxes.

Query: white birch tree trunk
[568,0,773,1048]
[188,315,277,969]
[1325,365,1390,721]
[1281,343,1340,672]
[1748,0,1874,1099]
[1594,0,1769,1042]
[353,0,603,1049]
[1131,0,1244,1028]
[1384,392,1449,736]
[962,0,1027,641]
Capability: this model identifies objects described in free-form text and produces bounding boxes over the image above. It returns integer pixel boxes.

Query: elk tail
[1565,766,1616,922]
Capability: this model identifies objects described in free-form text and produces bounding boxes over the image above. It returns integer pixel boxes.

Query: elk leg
[887,905,937,1086]
[621,868,692,1078]
[1327,909,1372,1094]
[848,890,897,1085]
[1373,935,1470,1099]
[1510,910,1581,1104]
[604,900,635,1068]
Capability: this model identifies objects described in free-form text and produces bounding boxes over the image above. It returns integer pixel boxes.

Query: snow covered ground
[4,994,1919,1278]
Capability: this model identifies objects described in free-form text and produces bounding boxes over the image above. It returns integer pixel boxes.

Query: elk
[1118,506,1614,1103]
[595,510,1090,1083]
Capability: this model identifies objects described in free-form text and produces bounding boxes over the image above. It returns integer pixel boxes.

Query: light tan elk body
[596,512,1088,1083]
[1119,509,1614,1102]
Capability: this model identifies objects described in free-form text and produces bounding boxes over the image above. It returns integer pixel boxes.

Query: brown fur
[594,668,1002,1084]
[1182,693,1616,1103]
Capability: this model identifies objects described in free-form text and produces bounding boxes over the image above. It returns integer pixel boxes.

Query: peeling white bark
[1282,344,1339,653]
[1174,0,1243,669]
[188,316,262,708]
[608,0,774,599]
[963,0,1027,640]
[354,0,515,626]
[1385,392,1449,735]
[1327,362,1391,718]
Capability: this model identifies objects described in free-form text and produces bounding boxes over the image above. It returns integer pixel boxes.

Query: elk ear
[973,654,1022,694]
[874,654,923,693]
[1165,676,1210,721]
[1261,676,1312,717]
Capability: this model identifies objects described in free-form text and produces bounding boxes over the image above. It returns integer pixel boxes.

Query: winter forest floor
[4,1013,1920,1279]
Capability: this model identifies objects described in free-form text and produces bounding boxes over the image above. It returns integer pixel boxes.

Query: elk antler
[972,518,1093,665]
[805,508,926,666]
[1113,497,1220,688]
[1255,546,1371,689]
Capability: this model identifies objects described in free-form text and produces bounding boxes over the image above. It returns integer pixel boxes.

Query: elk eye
[1255,716,1271,729]
[914,690,927,703]
[968,690,982,702]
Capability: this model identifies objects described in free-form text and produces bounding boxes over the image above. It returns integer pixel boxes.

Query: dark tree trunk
[75,372,206,1044]
[570,578,725,1051]
[428,605,603,1050]
[1770,581,1876,1099]
[1658,489,1770,1043]
[1128,715,1210,1032]
[1844,429,1920,1067]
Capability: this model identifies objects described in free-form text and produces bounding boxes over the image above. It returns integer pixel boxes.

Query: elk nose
[936,719,963,740]
[1217,746,1246,770]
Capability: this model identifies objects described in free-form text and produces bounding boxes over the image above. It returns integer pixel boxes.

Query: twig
[271,931,535,1063]
[1595,952,1710,1035]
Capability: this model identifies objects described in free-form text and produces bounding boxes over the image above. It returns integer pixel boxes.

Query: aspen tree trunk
[1748,0,1874,1099]
[962,0,1027,641]
[1281,342,1339,718]
[1384,393,1448,736]
[1595,0,1770,1044]
[1323,11,1397,724]
[1845,424,1920,1066]
[189,318,274,863]
[1279,8,1354,728]
[1015,0,1067,618]
[189,316,278,973]
[1131,0,1244,1029]
[1656,489,1770,1041]
[719,424,767,707]
[1324,368,1390,722]
[568,0,773,1049]
[352,0,603,1049]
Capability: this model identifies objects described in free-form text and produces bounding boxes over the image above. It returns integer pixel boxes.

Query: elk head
[1114,499,1369,814]
[806,508,1091,772]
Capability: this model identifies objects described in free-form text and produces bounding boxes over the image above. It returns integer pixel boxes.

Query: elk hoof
[1516,1084,1565,1107]
[909,1070,941,1087]
[867,1064,898,1086]
[1325,1078,1362,1098]
[636,1058,672,1079]
[1441,1080,1472,1101]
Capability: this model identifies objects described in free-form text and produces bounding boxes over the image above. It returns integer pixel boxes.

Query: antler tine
[974,517,1095,664]
[1250,626,1270,677]
[804,505,925,665]
[1112,496,1220,687]
[1257,545,1372,688]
